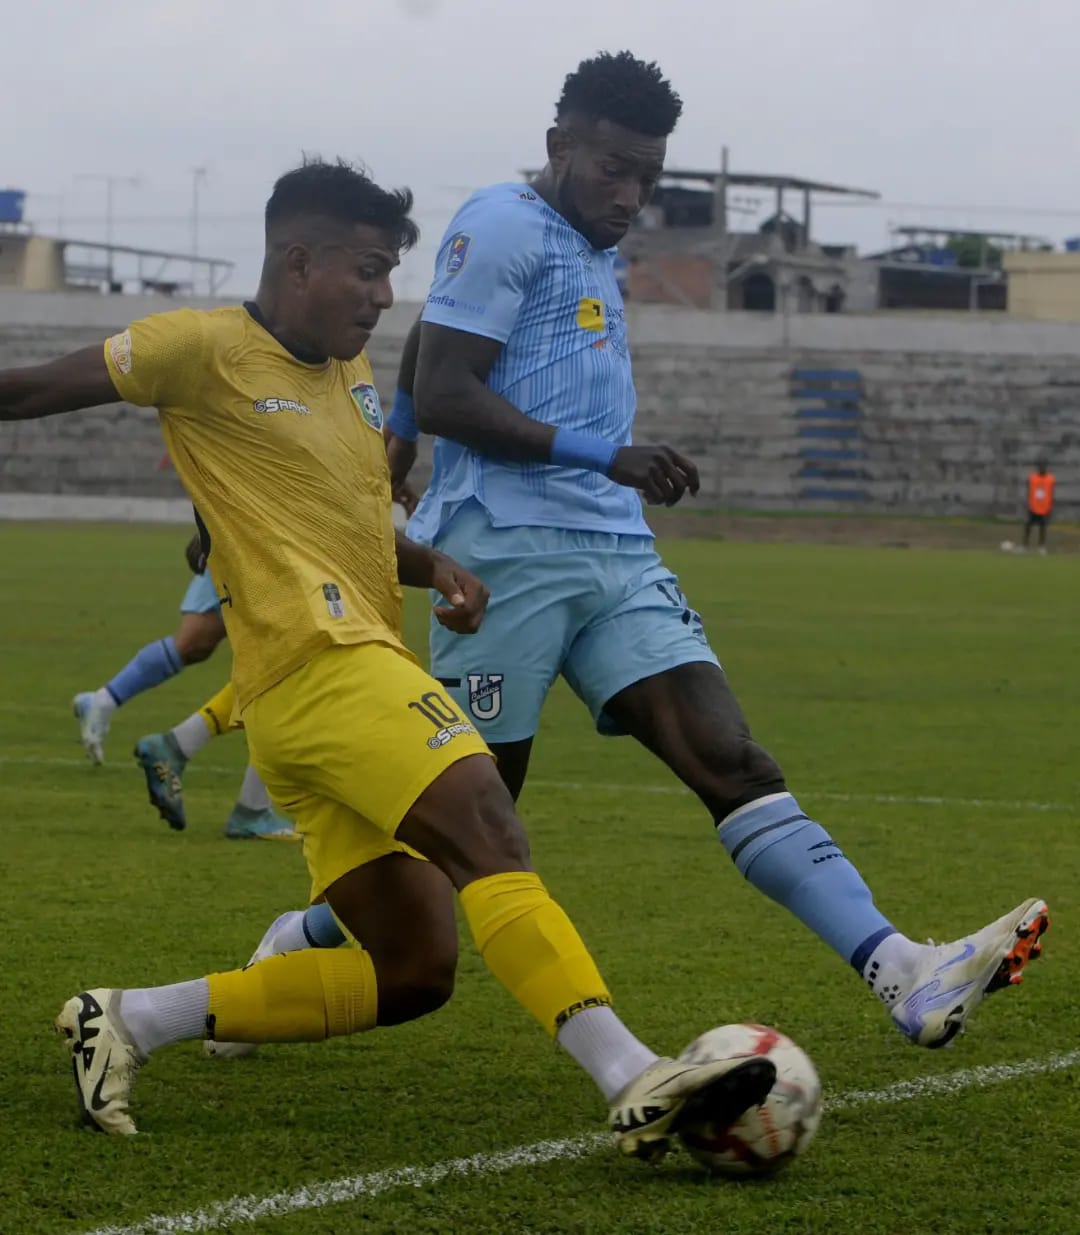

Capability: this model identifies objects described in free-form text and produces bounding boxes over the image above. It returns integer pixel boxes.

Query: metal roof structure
[518,168,880,200]
[891,224,1050,246]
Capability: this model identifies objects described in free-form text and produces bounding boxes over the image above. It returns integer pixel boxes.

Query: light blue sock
[302,902,347,949]
[106,636,183,705]
[717,791,897,973]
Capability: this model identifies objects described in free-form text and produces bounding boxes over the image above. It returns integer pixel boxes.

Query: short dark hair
[556,51,683,138]
[265,157,419,252]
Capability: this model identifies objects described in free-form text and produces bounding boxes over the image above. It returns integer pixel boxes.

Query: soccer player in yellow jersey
[0,159,775,1155]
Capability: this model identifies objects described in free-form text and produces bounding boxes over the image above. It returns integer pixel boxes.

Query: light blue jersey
[408,183,648,543]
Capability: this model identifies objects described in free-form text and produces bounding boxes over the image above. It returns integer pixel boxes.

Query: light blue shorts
[180,571,220,614]
[429,500,720,742]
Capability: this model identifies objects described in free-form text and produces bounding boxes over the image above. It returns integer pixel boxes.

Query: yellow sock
[460,871,610,1037]
[199,681,240,736]
[206,946,377,1042]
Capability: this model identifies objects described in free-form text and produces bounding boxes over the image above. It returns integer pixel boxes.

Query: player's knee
[180,640,216,665]
[697,735,786,815]
[376,955,456,1025]
[175,618,224,664]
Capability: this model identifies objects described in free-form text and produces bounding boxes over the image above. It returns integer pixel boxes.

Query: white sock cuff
[171,712,213,759]
[716,791,796,834]
[120,978,210,1056]
[236,764,271,811]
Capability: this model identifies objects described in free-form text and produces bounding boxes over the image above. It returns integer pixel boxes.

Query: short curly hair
[556,51,683,138]
[266,157,419,253]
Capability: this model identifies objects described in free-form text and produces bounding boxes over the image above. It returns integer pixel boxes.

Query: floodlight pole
[715,146,729,311]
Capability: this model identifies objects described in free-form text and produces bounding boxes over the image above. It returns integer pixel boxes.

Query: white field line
[2,753,1074,816]
[80,1049,1080,1235]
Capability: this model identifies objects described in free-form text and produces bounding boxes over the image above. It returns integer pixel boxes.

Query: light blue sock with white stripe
[717,791,899,974]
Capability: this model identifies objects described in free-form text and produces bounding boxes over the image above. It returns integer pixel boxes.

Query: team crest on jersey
[349,382,383,430]
[446,232,471,275]
[467,672,504,721]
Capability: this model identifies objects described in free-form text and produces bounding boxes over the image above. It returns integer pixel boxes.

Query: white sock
[862,933,924,1007]
[266,910,309,956]
[236,764,271,811]
[91,687,119,718]
[171,712,213,759]
[557,1007,659,1101]
[119,978,210,1056]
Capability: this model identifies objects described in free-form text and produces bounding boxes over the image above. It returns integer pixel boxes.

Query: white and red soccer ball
[678,1023,822,1177]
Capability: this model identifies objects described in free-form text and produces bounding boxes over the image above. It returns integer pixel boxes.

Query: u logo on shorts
[467,672,504,720]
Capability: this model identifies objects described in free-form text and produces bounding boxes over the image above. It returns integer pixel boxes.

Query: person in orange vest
[1023,460,1055,553]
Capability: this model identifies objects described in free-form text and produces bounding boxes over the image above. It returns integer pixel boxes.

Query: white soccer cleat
[55,988,145,1135]
[72,692,111,765]
[203,910,302,1059]
[609,1051,776,1163]
[891,897,1050,1048]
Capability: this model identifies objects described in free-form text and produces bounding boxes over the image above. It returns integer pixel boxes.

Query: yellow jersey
[104,304,407,709]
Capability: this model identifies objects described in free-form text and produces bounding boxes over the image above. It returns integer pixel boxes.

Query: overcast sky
[7,0,1078,298]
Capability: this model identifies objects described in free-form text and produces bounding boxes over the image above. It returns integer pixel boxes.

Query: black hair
[265,157,419,252]
[556,51,683,138]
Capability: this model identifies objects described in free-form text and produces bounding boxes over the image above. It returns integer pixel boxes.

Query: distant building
[864,227,1052,313]
[518,166,881,313]
[1004,250,1080,322]
[0,232,69,291]
[0,185,233,295]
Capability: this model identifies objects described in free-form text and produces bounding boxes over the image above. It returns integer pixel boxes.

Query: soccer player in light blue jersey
[228,53,1047,1053]
[396,51,1049,1048]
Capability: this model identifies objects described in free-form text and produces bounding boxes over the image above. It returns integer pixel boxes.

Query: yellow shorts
[243,642,492,900]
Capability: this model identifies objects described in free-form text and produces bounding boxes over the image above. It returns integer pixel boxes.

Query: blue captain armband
[387,388,419,442]
[550,428,618,475]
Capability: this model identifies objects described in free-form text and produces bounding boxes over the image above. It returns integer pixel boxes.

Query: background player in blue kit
[72,533,228,764]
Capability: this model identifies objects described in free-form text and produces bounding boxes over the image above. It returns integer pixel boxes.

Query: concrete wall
[1,292,1077,519]
[0,237,67,291]
[1005,251,1080,323]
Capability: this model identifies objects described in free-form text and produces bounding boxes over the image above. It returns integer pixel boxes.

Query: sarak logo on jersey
[467,672,504,720]
[253,397,311,415]
[446,231,471,275]
[349,382,383,430]
[108,330,133,375]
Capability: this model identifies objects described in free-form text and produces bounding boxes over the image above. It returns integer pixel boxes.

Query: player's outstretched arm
[0,346,118,421]
[416,323,698,505]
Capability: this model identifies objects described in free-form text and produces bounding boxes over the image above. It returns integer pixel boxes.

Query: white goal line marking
[1,754,1073,816]
[81,1049,1080,1235]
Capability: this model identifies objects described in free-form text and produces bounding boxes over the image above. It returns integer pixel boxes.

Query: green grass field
[1,523,1077,1235]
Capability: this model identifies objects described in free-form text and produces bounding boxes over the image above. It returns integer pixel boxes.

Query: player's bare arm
[416,321,554,461]
[415,319,699,507]
[394,529,488,634]
[0,345,118,421]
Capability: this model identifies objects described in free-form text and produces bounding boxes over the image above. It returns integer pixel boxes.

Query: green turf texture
[0,523,1075,1235]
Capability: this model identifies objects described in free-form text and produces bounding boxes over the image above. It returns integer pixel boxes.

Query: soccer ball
[1000,539,1015,553]
[677,1023,822,1177]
